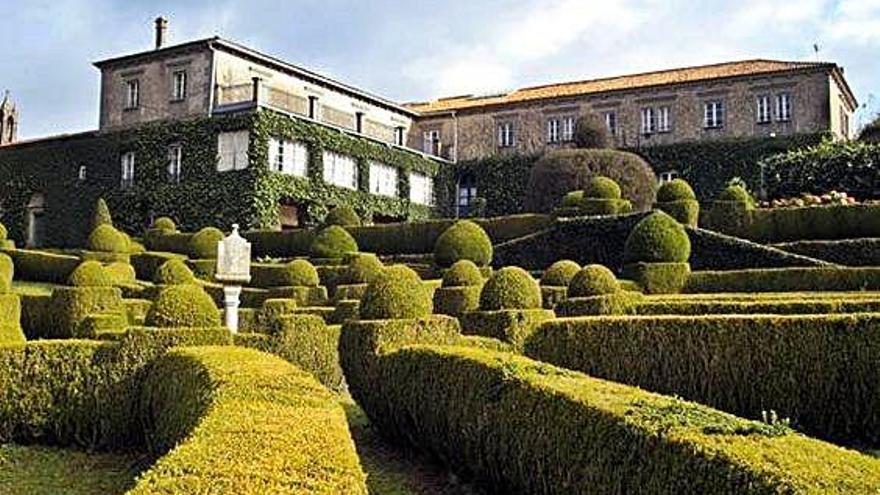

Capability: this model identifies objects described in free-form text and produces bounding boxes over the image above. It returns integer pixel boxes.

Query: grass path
[342,398,485,495]
[0,444,149,495]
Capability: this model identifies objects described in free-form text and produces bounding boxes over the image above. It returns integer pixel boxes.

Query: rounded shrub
[145,284,220,328]
[361,265,431,320]
[0,222,7,241]
[87,224,129,253]
[434,220,493,268]
[324,205,362,227]
[479,266,541,311]
[656,179,697,202]
[284,259,320,287]
[151,216,177,232]
[104,262,136,285]
[154,258,196,285]
[561,191,584,208]
[345,253,384,284]
[189,227,224,259]
[718,185,753,204]
[573,113,611,149]
[310,226,358,259]
[68,261,112,287]
[526,149,656,213]
[624,211,691,263]
[91,198,113,231]
[542,260,581,287]
[568,264,620,297]
[0,253,12,293]
[442,260,484,287]
[583,176,621,199]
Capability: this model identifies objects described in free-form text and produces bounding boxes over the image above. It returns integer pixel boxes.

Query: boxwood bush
[655,179,699,227]
[323,204,361,227]
[434,220,493,268]
[154,258,196,285]
[145,285,220,328]
[0,294,24,344]
[188,227,224,259]
[441,259,484,287]
[624,211,691,264]
[479,266,541,310]
[541,260,580,287]
[87,225,129,253]
[568,264,619,297]
[344,253,384,284]
[310,226,358,259]
[361,265,431,320]
[68,261,113,287]
[0,253,12,293]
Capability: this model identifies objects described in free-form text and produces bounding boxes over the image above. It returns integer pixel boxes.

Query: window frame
[776,92,792,122]
[167,144,183,183]
[547,118,560,143]
[322,150,358,190]
[603,111,617,136]
[409,171,434,206]
[172,70,187,101]
[368,161,399,197]
[497,122,515,148]
[216,130,250,172]
[657,106,671,133]
[120,151,136,189]
[124,79,140,110]
[756,95,771,124]
[641,107,656,135]
[423,129,440,155]
[561,116,575,141]
[704,100,725,129]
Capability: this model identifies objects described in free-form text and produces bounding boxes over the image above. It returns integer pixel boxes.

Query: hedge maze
[5,167,880,494]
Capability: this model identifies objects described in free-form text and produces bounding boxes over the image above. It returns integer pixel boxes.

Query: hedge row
[635,297,880,315]
[705,203,880,243]
[340,317,880,493]
[0,295,23,345]
[772,238,880,266]
[130,251,186,281]
[0,328,230,449]
[687,227,827,270]
[1,249,80,283]
[685,266,880,293]
[130,346,366,494]
[525,313,880,445]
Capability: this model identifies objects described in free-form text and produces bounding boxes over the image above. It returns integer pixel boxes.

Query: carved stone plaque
[215,224,251,283]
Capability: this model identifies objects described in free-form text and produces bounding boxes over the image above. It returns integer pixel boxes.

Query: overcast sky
[3,0,879,139]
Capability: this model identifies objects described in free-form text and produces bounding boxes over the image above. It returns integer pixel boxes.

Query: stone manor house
[0,18,858,247]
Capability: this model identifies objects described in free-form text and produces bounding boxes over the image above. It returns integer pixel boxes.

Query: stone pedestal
[223,285,242,333]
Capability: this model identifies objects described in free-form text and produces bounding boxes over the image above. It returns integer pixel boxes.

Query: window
[355,112,365,133]
[756,95,771,124]
[167,144,182,183]
[640,108,656,135]
[704,100,725,129]
[423,130,440,155]
[409,172,434,206]
[776,93,792,122]
[497,122,515,147]
[840,106,850,138]
[322,151,358,190]
[394,126,405,146]
[120,152,135,189]
[172,71,187,101]
[217,131,250,172]
[603,111,617,136]
[561,116,575,141]
[457,175,478,217]
[125,79,139,109]
[78,165,87,181]
[308,96,319,119]
[369,161,398,197]
[659,170,679,183]
[268,138,308,177]
[547,118,560,143]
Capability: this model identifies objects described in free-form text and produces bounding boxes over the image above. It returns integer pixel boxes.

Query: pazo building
[406,59,857,162]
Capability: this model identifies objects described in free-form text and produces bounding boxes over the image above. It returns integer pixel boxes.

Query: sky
[2,0,880,139]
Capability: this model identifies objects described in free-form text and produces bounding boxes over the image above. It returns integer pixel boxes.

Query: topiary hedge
[567,264,619,297]
[310,226,358,259]
[68,261,113,287]
[526,313,880,446]
[624,211,691,263]
[360,265,431,320]
[87,225,129,253]
[344,253,383,285]
[434,220,493,268]
[479,266,541,310]
[655,179,699,227]
[91,198,113,231]
[323,205,361,227]
[685,266,880,293]
[154,258,196,285]
[0,253,12,293]
[188,227,224,260]
[145,285,220,328]
[341,319,880,493]
[583,176,622,199]
[0,294,24,344]
[441,259,484,287]
[656,179,696,202]
[540,260,580,288]
[104,262,136,285]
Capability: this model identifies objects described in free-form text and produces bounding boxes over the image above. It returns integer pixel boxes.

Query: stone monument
[215,224,251,333]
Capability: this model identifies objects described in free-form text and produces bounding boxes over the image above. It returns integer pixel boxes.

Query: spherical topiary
[624,211,691,263]
[0,253,13,293]
[68,261,113,287]
[656,179,697,202]
[145,284,220,328]
[526,149,657,213]
[718,185,753,204]
[583,176,622,199]
[104,262,136,285]
[154,258,196,285]
[310,226,359,259]
[152,216,177,232]
[0,222,7,241]
[189,227,224,259]
[479,266,541,311]
[560,191,584,208]
[285,259,320,287]
[345,253,384,284]
[87,224,129,253]
[434,220,493,268]
[360,265,431,320]
[542,260,581,287]
[324,205,362,227]
[568,264,620,297]
[442,260,484,287]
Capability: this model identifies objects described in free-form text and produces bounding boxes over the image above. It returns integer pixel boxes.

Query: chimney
[154,16,168,49]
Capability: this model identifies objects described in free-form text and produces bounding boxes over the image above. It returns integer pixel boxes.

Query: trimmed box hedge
[130,346,366,494]
[459,309,555,351]
[635,296,880,315]
[705,203,880,243]
[49,287,125,339]
[341,317,880,493]
[1,249,80,283]
[622,262,690,294]
[130,251,186,281]
[772,238,880,266]
[0,294,24,345]
[556,291,643,316]
[525,313,880,445]
[433,286,481,317]
[685,266,880,293]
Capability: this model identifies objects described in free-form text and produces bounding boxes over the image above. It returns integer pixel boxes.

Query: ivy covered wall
[0,108,442,247]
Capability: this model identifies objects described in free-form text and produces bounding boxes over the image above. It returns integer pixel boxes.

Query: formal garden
[4,135,880,493]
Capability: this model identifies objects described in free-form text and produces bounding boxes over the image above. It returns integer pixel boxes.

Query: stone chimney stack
[154,16,168,50]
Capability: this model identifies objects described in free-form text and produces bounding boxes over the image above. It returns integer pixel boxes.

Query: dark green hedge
[526,313,880,445]
[705,203,880,243]
[687,227,828,270]
[341,316,880,493]
[48,287,125,339]
[130,346,366,494]
[685,266,880,293]
[2,249,80,283]
[0,327,231,450]
[771,238,880,266]
[635,296,880,315]
[434,153,540,217]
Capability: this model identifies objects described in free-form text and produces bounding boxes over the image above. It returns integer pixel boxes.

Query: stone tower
[0,91,18,146]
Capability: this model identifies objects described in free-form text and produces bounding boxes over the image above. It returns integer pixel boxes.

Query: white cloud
[823,0,880,44]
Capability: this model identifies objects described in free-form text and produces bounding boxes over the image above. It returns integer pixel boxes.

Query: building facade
[406,60,857,162]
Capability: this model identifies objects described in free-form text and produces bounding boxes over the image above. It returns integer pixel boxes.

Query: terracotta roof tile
[407,59,835,114]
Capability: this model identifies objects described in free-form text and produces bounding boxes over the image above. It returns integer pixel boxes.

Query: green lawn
[342,398,483,495]
[0,444,149,495]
